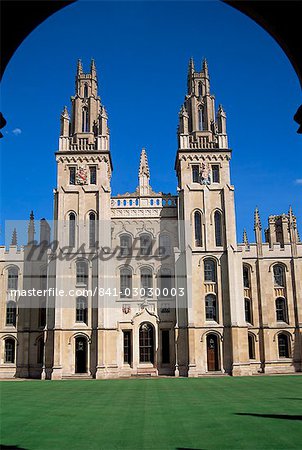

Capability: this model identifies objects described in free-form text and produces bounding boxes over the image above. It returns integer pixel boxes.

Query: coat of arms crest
[200,162,211,185]
[76,165,88,185]
[122,304,131,314]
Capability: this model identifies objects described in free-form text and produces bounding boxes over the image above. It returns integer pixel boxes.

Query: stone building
[0,59,301,379]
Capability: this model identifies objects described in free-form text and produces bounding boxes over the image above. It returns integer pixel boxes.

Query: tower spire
[28,210,35,244]
[138,148,150,196]
[77,59,83,75]
[90,58,97,78]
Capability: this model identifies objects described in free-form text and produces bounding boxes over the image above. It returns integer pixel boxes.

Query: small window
[120,267,132,298]
[278,333,290,358]
[120,235,132,257]
[89,212,96,248]
[192,165,199,183]
[69,213,76,247]
[276,297,288,322]
[37,338,44,364]
[243,266,250,288]
[273,265,285,287]
[214,211,222,247]
[245,298,253,324]
[7,267,18,290]
[161,330,170,364]
[69,167,76,185]
[141,268,153,296]
[140,234,152,256]
[194,211,202,247]
[159,234,171,257]
[76,297,88,323]
[39,300,46,328]
[123,330,132,365]
[90,166,97,184]
[204,259,216,282]
[212,165,220,183]
[248,334,255,359]
[205,294,217,321]
[5,338,15,363]
[6,301,16,326]
[76,261,88,285]
[40,268,47,291]
[159,268,172,297]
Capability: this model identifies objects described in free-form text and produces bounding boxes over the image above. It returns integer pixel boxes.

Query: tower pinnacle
[138,148,150,196]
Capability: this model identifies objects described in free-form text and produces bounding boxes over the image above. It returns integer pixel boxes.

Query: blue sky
[1,0,301,245]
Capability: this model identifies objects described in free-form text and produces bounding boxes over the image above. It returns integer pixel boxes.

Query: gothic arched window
[120,267,132,298]
[141,267,153,296]
[198,107,203,131]
[248,334,255,359]
[194,211,202,247]
[214,211,222,247]
[89,212,96,248]
[273,264,285,287]
[204,259,216,282]
[82,107,89,132]
[7,266,18,290]
[243,265,250,288]
[245,298,253,324]
[159,234,171,257]
[76,260,88,286]
[139,323,154,363]
[76,297,88,324]
[205,294,217,321]
[275,297,288,323]
[140,234,152,256]
[278,333,290,358]
[83,84,88,98]
[69,213,76,247]
[4,338,15,363]
[6,301,16,326]
[120,234,132,257]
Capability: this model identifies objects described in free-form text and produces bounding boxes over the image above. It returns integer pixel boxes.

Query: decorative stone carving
[76,165,88,185]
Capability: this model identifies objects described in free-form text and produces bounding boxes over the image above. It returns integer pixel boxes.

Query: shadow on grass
[0,446,28,450]
[235,413,302,421]
[281,398,302,401]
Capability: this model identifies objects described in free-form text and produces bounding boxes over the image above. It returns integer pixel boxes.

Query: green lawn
[1,376,301,450]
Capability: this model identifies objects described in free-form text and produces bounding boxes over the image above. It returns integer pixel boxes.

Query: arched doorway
[75,336,87,373]
[139,322,154,364]
[206,334,220,371]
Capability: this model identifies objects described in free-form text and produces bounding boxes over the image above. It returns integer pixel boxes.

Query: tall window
[37,337,44,364]
[4,338,15,363]
[159,234,171,257]
[198,108,203,131]
[161,330,170,364]
[84,83,88,98]
[89,166,96,184]
[192,165,199,183]
[139,323,154,363]
[76,297,88,323]
[243,266,250,288]
[204,259,216,282]
[159,268,172,297]
[194,211,202,247]
[276,297,288,322]
[140,234,152,256]
[123,330,132,365]
[273,265,285,287]
[6,301,16,326]
[120,235,131,257]
[245,298,253,324]
[212,165,220,183]
[198,82,202,97]
[120,267,132,298]
[205,294,217,321]
[69,167,76,185]
[82,107,89,132]
[214,211,222,247]
[89,212,96,248]
[7,267,18,290]
[278,333,290,358]
[76,261,88,285]
[69,213,76,247]
[141,268,153,296]
[248,334,255,359]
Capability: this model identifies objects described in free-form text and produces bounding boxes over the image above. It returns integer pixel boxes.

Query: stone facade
[1,59,301,379]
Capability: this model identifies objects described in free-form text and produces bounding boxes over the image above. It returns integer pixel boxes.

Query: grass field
[1,376,301,450]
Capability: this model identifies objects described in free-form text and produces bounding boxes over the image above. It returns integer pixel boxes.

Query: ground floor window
[5,338,15,363]
[161,329,170,364]
[139,323,154,364]
[123,330,132,365]
[248,334,255,359]
[278,333,291,358]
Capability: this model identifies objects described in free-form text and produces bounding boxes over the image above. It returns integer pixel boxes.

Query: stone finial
[61,106,69,119]
[254,207,262,230]
[91,58,97,76]
[139,148,150,178]
[243,229,249,247]
[202,57,209,74]
[28,210,35,243]
[188,57,195,73]
[77,59,83,75]
[11,228,17,246]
